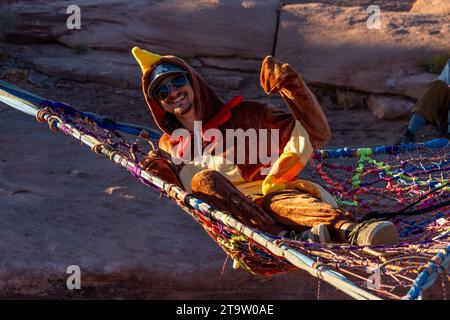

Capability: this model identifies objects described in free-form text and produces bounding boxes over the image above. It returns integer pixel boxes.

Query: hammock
[1,80,449,300]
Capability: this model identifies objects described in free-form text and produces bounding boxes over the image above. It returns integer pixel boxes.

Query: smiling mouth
[171,94,186,104]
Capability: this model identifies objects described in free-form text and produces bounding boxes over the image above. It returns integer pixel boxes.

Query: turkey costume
[132,47,355,239]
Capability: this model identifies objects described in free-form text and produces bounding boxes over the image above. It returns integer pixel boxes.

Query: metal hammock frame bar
[1,80,449,300]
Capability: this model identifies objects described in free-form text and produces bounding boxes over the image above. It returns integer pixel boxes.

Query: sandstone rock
[0,51,8,62]
[0,6,17,41]
[203,74,245,90]
[367,95,414,120]
[199,57,262,72]
[196,66,247,90]
[27,69,48,86]
[16,44,252,93]
[411,0,450,14]
[7,0,280,59]
[1,68,28,83]
[188,59,203,68]
[32,49,141,89]
[3,0,449,102]
[283,1,416,12]
[276,3,450,99]
[336,89,366,109]
[5,25,58,44]
[391,72,437,99]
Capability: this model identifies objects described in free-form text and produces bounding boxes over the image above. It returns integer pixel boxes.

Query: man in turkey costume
[132,47,399,246]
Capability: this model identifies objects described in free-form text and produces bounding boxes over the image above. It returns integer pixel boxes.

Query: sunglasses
[152,74,188,101]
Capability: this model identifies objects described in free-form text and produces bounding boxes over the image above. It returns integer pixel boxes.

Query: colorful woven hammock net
[31,100,450,301]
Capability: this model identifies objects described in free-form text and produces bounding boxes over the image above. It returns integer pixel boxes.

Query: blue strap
[0,79,46,106]
[315,138,449,159]
[40,100,162,139]
[0,80,162,139]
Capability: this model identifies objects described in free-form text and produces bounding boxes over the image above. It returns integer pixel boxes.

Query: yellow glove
[262,174,287,195]
[262,152,305,195]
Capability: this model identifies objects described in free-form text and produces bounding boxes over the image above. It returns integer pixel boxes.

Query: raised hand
[260,55,298,95]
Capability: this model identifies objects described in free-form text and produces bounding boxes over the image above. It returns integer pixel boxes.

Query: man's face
[154,74,195,117]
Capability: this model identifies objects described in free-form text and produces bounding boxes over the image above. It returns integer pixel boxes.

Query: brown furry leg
[191,169,281,233]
